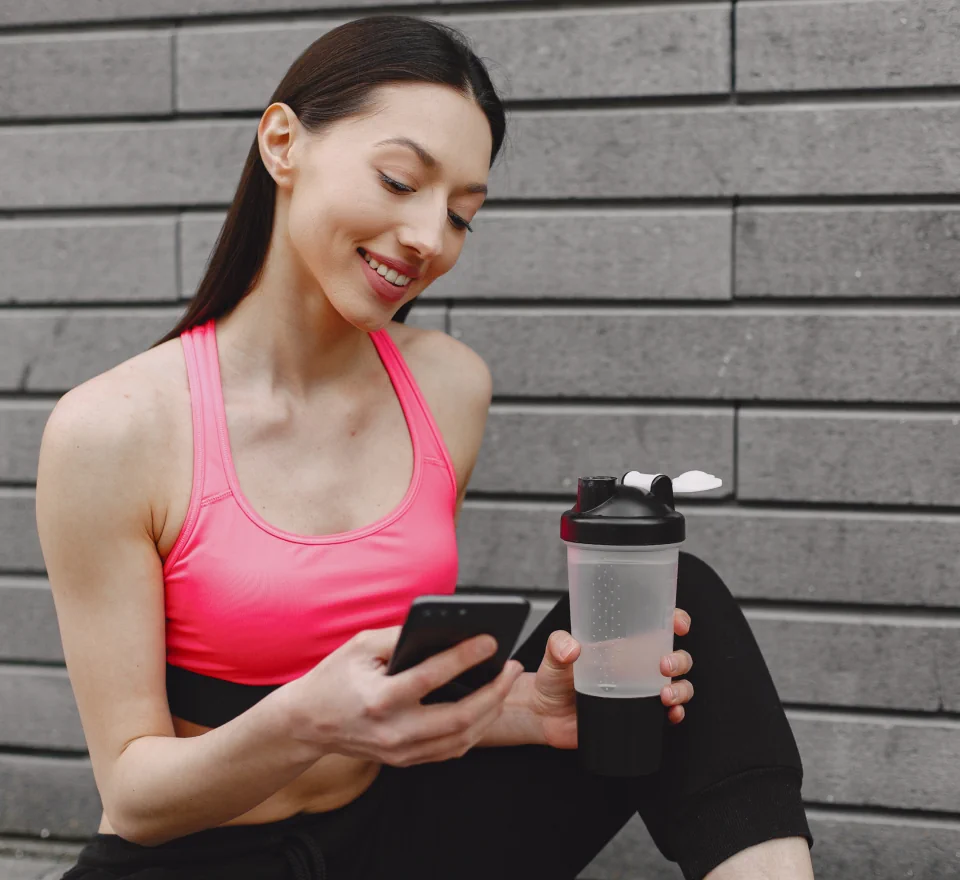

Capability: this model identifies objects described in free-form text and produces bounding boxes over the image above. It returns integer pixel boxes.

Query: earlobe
[258,102,298,188]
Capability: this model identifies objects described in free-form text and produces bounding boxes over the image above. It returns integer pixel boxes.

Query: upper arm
[35,378,175,818]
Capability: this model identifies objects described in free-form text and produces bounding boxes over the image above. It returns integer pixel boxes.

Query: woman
[37,16,814,880]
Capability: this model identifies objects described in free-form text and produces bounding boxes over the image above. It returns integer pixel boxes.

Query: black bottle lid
[560,473,685,547]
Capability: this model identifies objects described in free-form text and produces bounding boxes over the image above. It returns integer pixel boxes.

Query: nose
[396,199,446,262]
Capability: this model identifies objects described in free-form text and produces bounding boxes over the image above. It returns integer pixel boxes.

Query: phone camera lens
[440,609,448,617]
[459,609,467,616]
[422,610,431,617]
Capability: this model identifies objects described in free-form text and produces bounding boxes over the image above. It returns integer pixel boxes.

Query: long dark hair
[157,15,506,345]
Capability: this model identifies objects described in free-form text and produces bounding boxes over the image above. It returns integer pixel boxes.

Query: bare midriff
[95,718,381,835]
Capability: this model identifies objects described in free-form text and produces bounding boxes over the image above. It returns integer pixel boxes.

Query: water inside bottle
[568,556,677,699]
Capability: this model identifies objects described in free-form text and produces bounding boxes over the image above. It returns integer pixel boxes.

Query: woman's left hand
[529,608,695,750]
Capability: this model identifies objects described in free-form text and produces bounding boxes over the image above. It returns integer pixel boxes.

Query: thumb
[537,631,580,697]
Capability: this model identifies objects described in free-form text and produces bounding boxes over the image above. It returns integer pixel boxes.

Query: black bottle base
[576,691,665,777]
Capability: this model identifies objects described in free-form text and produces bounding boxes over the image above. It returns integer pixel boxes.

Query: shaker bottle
[560,469,720,777]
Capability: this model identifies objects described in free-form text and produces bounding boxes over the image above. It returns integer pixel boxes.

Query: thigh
[364,743,638,880]
[508,552,805,861]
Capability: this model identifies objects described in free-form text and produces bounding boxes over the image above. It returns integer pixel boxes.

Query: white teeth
[362,251,412,287]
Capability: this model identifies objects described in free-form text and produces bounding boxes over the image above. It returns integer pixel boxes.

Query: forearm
[106,685,324,845]
[476,673,545,748]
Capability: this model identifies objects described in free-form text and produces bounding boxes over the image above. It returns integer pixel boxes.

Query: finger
[660,649,693,677]
[399,659,524,746]
[667,705,685,725]
[661,679,694,707]
[673,608,691,636]
[388,634,499,703]
[547,630,580,665]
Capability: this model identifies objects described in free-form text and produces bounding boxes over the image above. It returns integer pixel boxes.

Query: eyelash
[379,173,473,233]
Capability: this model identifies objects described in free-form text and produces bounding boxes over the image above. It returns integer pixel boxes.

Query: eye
[379,172,414,194]
[448,212,473,233]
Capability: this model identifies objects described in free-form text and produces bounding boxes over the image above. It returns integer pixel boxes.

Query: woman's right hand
[282,627,525,767]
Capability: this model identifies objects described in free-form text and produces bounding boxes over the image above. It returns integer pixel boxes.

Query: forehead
[347,83,493,180]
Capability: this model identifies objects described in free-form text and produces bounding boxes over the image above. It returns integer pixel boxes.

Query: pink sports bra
[162,319,459,727]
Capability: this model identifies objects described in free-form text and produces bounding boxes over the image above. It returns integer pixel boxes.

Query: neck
[215,223,376,398]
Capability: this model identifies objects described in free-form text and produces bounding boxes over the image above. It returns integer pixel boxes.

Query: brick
[0,667,83,751]
[0,490,43,573]
[179,213,223,298]
[0,401,53,483]
[457,502,960,607]
[1,217,178,305]
[176,8,729,111]
[0,754,99,838]
[399,305,446,333]
[739,0,960,92]
[0,31,172,120]
[471,405,733,496]
[0,0,540,27]
[739,411,960,506]
[493,104,960,198]
[0,309,180,393]
[450,308,960,403]
[746,610,958,713]
[0,578,61,662]
[429,209,731,301]
[792,711,960,812]
[582,811,960,880]
[736,207,960,299]
[0,121,251,209]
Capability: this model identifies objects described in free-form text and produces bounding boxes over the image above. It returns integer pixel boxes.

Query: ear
[258,102,301,189]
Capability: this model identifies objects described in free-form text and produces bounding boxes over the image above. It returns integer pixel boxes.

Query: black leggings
[62,553,812,880]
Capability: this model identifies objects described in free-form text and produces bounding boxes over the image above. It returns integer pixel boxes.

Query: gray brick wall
[1,2,958,878]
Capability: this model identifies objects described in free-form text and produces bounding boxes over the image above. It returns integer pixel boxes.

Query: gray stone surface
[495,104,960,198]
[0,579,61,663]
[1,218,178,305]
[792,710,960,812]
[456,501,960,606]
[0,668,83,751]
[739,410,960,506]
[182,209,732,302]
[0,122,252,210]
[179,213,223,298]
[582,810,960,880]
[0,490,43,573]
[471,405,733,496]
[451,308,960,403]
[0,31,172,120]
[176,7,729,111]
[0,755,99,839]
[431,209,732,301]
[736,207,960,299]
[0,0,539,26]
[0,856,70,880]
[739,0,960,92]
[0,310,181,393]
[7,105,960,208]
[0,402,53,483]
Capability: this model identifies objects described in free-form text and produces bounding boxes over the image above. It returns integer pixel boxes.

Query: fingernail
[666,656,677,674]
[666,686,677,703]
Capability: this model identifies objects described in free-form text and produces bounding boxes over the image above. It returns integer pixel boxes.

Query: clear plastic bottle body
[564,541,681,699]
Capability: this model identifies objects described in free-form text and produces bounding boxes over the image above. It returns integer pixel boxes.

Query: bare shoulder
[387,321,492,410]
[39,340,188,514]
[386,322,492,495]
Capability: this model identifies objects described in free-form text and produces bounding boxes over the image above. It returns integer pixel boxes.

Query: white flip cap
[622,470,723,494]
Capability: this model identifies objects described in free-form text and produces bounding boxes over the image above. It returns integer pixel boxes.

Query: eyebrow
[374,137,488,195]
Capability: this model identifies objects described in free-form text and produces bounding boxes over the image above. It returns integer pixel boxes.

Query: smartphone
[386,594,531,703]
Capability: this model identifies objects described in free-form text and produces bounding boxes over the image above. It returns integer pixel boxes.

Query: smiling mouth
[357,248,414,288]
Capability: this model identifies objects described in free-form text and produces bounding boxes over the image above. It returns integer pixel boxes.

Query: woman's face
[267,83,492,332]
